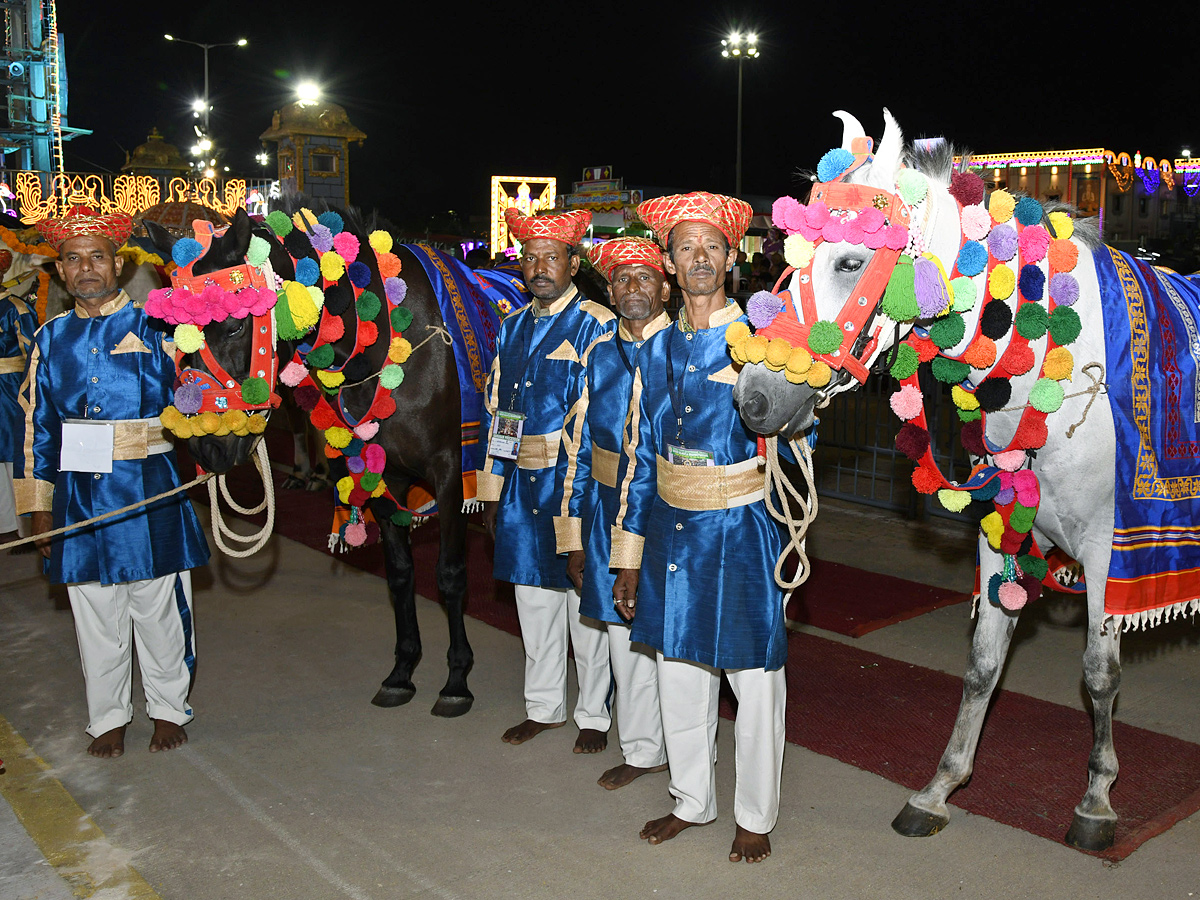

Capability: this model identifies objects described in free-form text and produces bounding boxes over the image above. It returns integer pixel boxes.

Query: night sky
[57,0,1187,231]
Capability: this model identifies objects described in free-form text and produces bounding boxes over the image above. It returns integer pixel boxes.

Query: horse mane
[272,192,398,240]
[903,141,1102,250]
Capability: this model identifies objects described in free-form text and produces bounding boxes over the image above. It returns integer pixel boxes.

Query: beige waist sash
[66,417,173,461]
[516,430,561,470]
[655,455,764,511]
[0,355,24,375]
[591,445,620,489]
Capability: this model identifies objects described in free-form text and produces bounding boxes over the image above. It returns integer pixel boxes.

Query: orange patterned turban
[504,207,591,247]
[636,191,754,249]
[37,205,133,251]
[587,236,664,282]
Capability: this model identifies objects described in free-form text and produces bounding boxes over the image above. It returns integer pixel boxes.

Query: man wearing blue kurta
[16,206,209,758]
[611,192,787,864]
[478,207,617,752]
[555,236,672,790]
[0,285,37,546]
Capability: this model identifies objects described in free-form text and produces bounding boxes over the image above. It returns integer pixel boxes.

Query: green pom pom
[360,473,381,491]
[890,343,920,380]
[957,407,982,422]
[807,320,844,355]
[391,509,413,526]
[379,364,405,389]
[357,290,381,322]
[1009,502,1037,534]
[306,344,335,369]
[266,210,293,238]
[240,376,270,406]
[246,235,271,268]
[274,294,305,341]
[881,259,919,321]
[391,306,413,332]
[1018,554,1049,582]
[930,312,966,349]
[931,357,970,384]
[1014,303,1048,340]
[951,277,977,312]
[1029,378,1064,413]
[897,169,928,206]
[1048,306,1082,346]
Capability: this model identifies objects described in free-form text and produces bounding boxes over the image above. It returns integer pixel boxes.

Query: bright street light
[163,34,248,136]
[296,81,321,105]
[720,29,761,197]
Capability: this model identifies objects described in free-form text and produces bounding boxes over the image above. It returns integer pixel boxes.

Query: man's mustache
[687,264,716,277]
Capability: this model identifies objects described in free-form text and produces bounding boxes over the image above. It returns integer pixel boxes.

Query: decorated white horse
[733,110,1200,851]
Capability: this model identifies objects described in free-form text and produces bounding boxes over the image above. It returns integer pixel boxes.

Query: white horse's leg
[893,539,1016,837]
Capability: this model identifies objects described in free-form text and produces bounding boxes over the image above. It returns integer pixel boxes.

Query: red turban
[587,237,664,282]
[36,205,133,251]
[504,208,591,246]
[636,191,753,249]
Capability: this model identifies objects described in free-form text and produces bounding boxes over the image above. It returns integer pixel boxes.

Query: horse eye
[836,256,865,274]
[228,319,246,338]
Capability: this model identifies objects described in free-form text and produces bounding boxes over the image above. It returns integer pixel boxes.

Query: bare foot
[87,726,126,758]
[501,719,565,744]
[149,720,188,753]
[598,762,668,790]
[573,728,608,754]
[729,825,771,862]
[640,813,706,845]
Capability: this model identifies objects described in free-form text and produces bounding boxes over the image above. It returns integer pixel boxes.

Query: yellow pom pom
[1043,346,1074,381]
[160,406,182,430]
[951,384,980,411]
[221,409,249,432]
[317,369,345,388]
[988,264,1015,300]
[730,338,748,365]
[981,511,1004,549]
[174,323,204,354]
[369,230,393,254]
[786,346,813,376]
[765,338,792,371]
[284,281,319,331]
[989,190,1015,223]
[1048,210,1074,241]
[371,480,388,498]
[726,321,751,347]
[172,418,194,439]
[806,360,832,388]
[336,476,354,504]
[246,414,268,435]
[320,251,346,283]
[197,411,222,434]
[308,285,325,310]
[785,367,807,384]
[784,234,816,270]
[743,335,769,364]
[938,489,972,513]
[325,426,352,449]
[388,337,412,364]
[214,423,230,437]
[293,208,318,231]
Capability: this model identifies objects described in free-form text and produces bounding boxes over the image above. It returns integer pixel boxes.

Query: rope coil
[762,434,819,618]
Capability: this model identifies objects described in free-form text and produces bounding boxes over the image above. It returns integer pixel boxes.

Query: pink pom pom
[884,225,909,251]
[993,449,1026,472]
[842,219,864,245]
[805,200,830,228]
[1012,469,1037,494]
[249,289,276,317]
[889,383,924,420]
[773,196,799,231]
[798,222,823,242]
[998,581,1027,610]
[784,203,807,233]
[1018,225,1050,263]
[961,205,991,241]
[354,421,379,440]
[857,208,885,234]
[280,361,308,387]
[363,442,387,474]
[344,522,367,547]
[863,227,888,250]
[822,219,845,243]
[333,232,360,264]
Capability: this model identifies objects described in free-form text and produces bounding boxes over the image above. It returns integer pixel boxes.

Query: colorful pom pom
[956,241,988,277]
[960,205,991,241]
[951,384,980,411]
[912,466,942,494]
[938,489,972,513]
[890,383,924,420]
[992,450,1025,472]
[175,383,203,415]
[929,312,965,349]
[294,257,319,287]
[1014,303,1049,340]
[1049,273,1079,307]
[1048,306,1082,345]
[317,211,344,235]
[280,361,307,387]
[765,338,792,371]
[364,443,387,474]
[246,235,271,268]
[726,321,751,347]
[998,581,1027,611]
[950,276,977,313]
[326,426,352,449]
[980,299,1013,340]
[988,224,1018,262]
[172,238,204,268]
[380,364,405,389]
[891,343,920,380]
[975,376,1012,411]
[931,357,969,384]
[747,291,784,329]
[293,385,320,412]
[817,148,855,183]
[783,234,816,270]
[1015,416,1048,450]
[240,377,270,406]
[1019,553,1049,582]
[354,421,379,441]
[320,251,346,283]
[988,264,1015,300]
[1047,211,1074,241]
[1043,346,1073,381]
[377,252,403,279]
[306,343,335,369]
[174,323,204,353]
[347,261,372,289]
[948,172,985,207]
[1029,378,1064,413]
[959,420,985,457]
[385,276,408,305]
[388,337,413,364]
[786,346,813,376]
[358,321,379,346]
[744,335,768,364]
[1047,239,1078,273]
[989,190,1016,223]
[1018,264,1045,302]
[1018,225,1050,263]
[266,210,293,237]
[368,230,393,254]
[1014,196,1043,226]
[961,335,997,369]
[316,369,345,389]
[1000,341,1036,376]
[357,290,382,322]
[772,196,800,231]
[806,360,832,387]
[980,511,1004,548]
[309,223,334,256]
[897,169,928,206]
[807,320,844,355]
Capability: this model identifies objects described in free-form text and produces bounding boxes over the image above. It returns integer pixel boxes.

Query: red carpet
[188,442,1200,859]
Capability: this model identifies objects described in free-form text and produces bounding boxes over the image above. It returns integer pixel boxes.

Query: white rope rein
[762,434,819,605]
[205,437,276,558]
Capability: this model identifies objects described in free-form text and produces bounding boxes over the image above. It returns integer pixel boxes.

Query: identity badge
[667,444,714,467]
[488,411,526,462]
[61,421,115,473]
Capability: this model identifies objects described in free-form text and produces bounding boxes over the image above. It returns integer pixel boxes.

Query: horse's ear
[867,108,905,191]
[833,110,866,152]
[230,207,253,254]
[144,220,178,256]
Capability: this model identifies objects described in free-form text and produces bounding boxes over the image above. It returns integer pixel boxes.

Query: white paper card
[60,422,114,473]
[668,444,714,467]
[488,411,525,462]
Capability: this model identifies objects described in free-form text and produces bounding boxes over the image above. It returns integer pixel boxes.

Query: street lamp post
[163,34,248,140]
[721,32,759,198]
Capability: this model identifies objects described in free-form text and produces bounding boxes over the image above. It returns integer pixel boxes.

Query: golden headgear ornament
[504,207,591,247]
[636,191,753,249]
[586,236,664,282]
[36,205,133,251]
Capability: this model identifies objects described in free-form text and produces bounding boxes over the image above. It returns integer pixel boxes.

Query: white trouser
[608,622,666,768]
[513,583,611,730]
[657,655,786,833]
[68,571,196,738]
[0,461,17,533]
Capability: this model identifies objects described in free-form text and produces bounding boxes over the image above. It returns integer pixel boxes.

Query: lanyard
[664,329,690,445]
[507,307,560,412]
[615,335,634,376]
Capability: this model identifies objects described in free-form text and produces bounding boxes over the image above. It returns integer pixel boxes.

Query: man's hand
[612,568,640,621]
[31,511,53,560]
[482,502,497,540]
[566,549,585,591]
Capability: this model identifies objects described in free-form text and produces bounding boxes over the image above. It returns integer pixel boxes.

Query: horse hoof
[431,695,474,718]
[1065,813,1116,851]
[371,686,416,708]
[891,802,949,838]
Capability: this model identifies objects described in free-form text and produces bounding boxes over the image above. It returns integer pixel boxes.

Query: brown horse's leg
[429,451,474,717]
[372,512,422,708]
